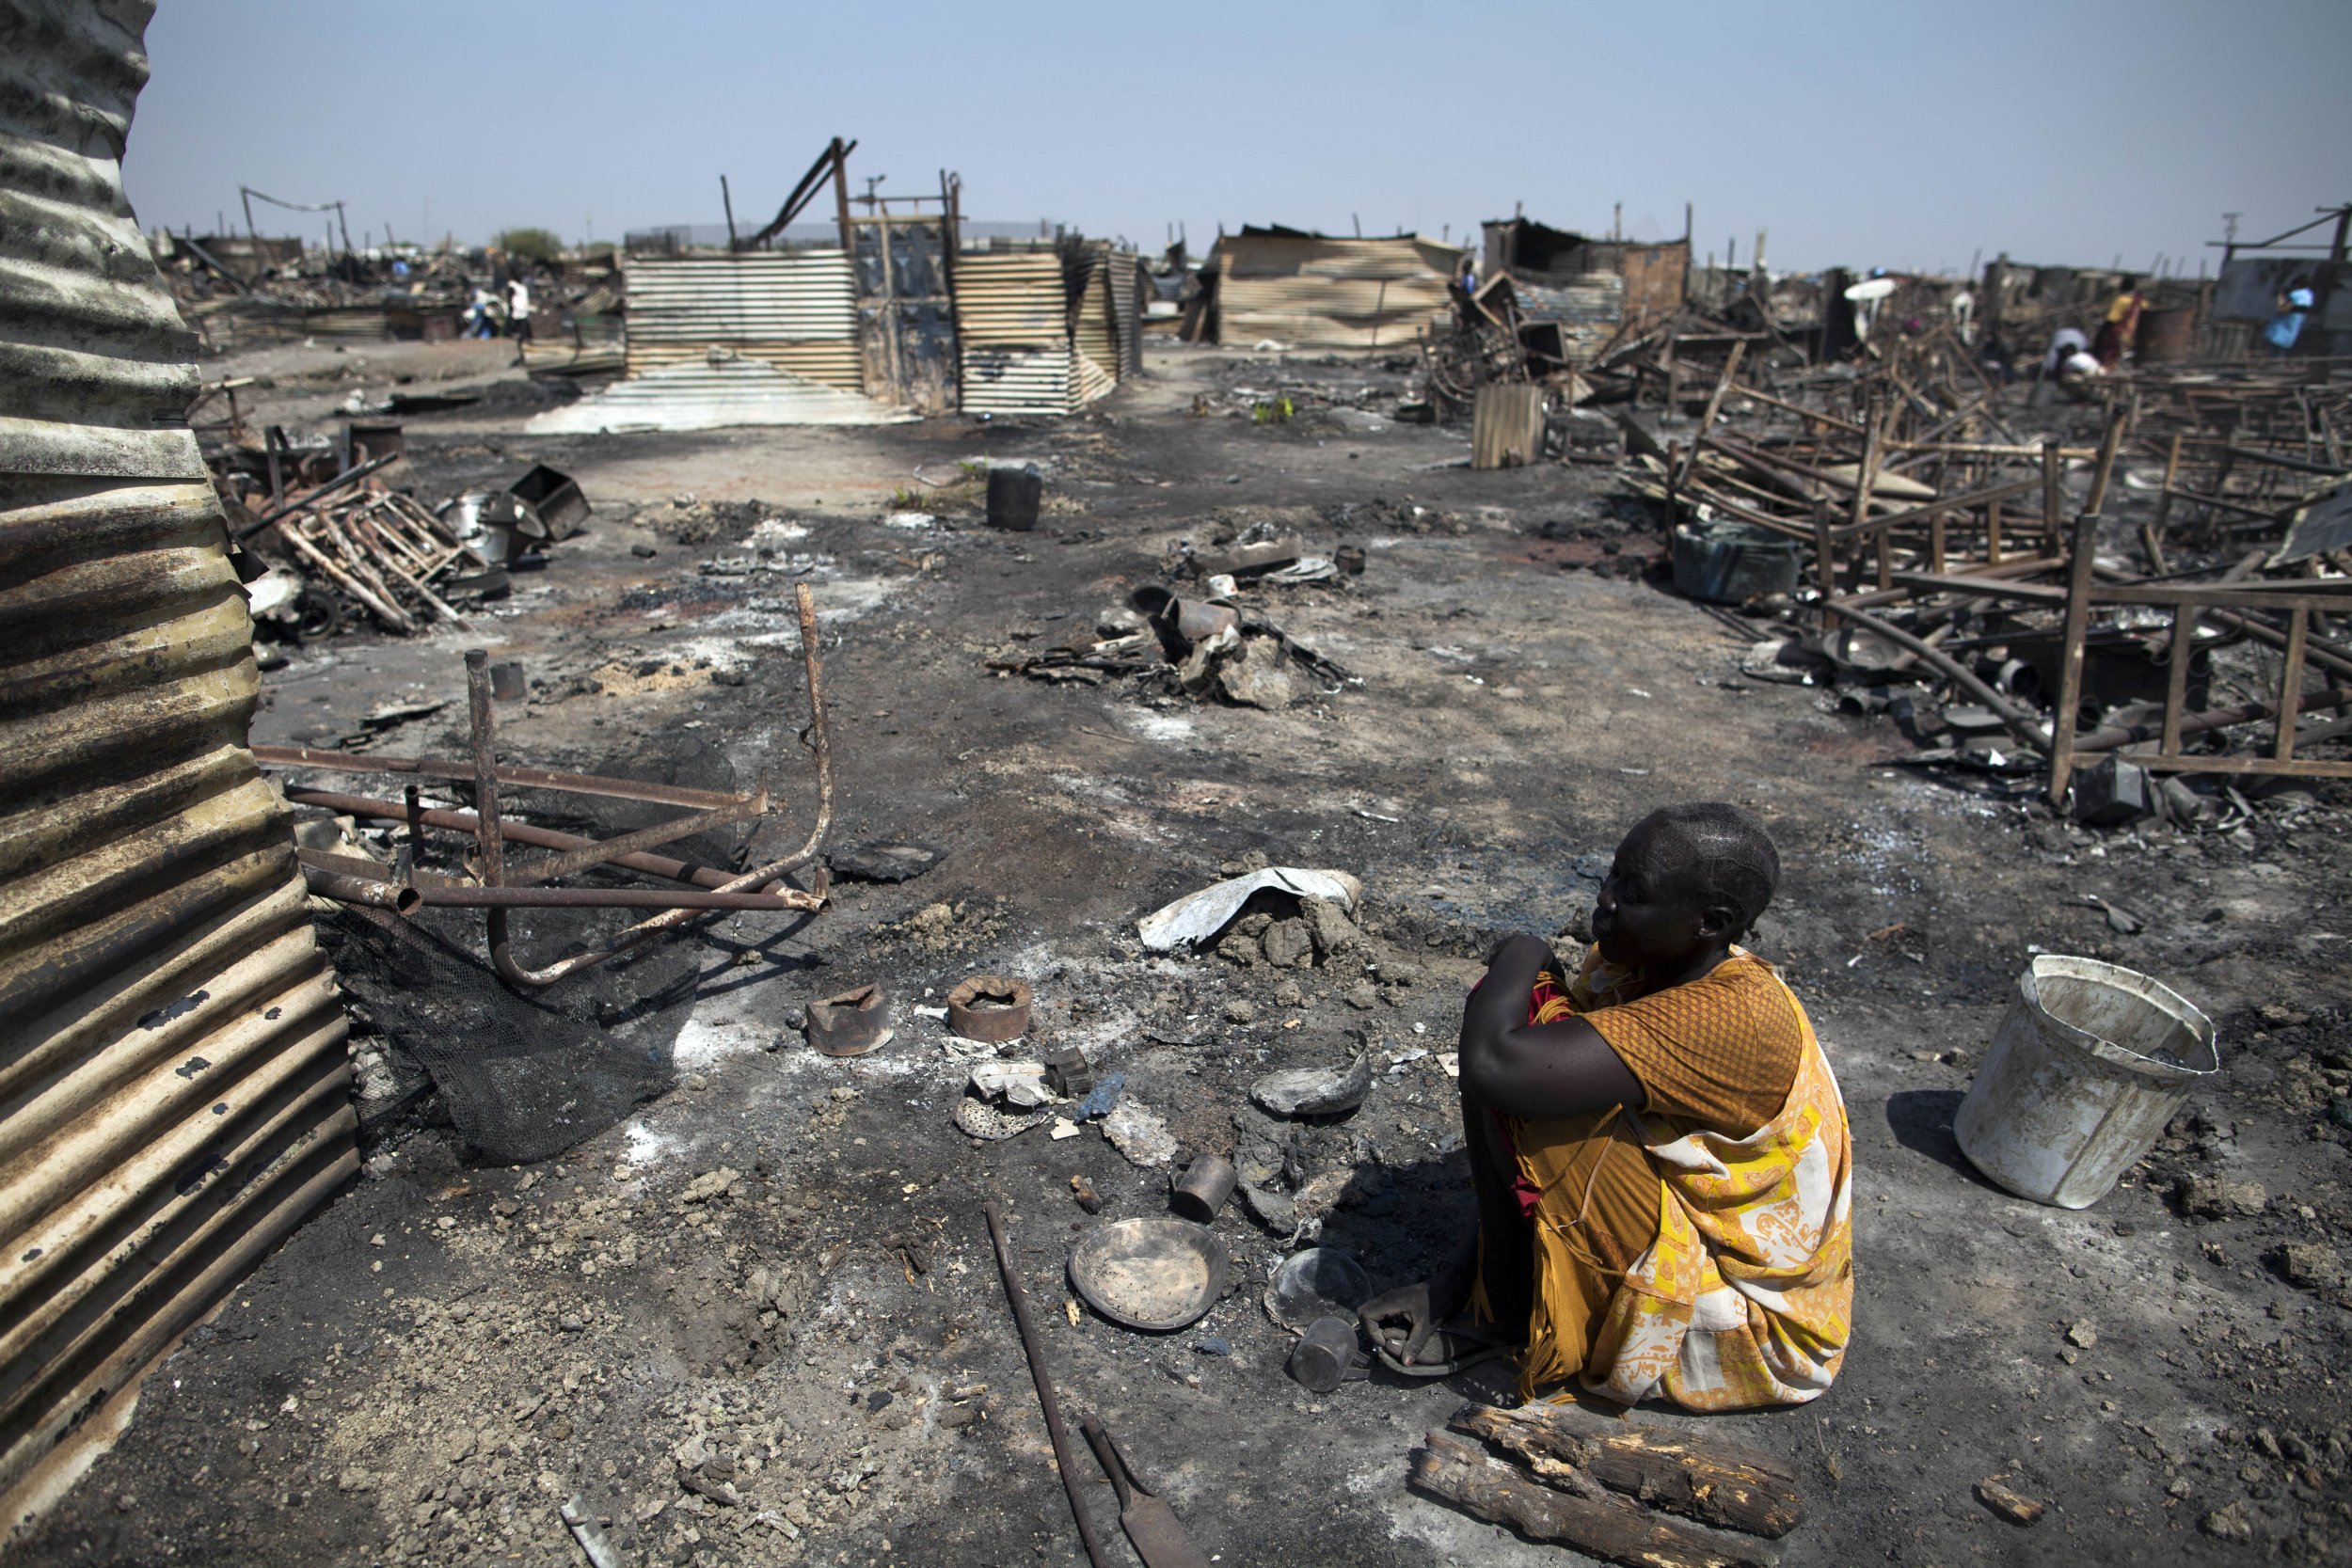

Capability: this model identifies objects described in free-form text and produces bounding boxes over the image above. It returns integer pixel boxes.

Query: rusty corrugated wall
[0,0,355,1535]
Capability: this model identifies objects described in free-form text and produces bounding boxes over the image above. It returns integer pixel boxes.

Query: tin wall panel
[0,0,354,1535]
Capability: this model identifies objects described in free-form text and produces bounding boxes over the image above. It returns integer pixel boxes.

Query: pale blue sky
[124,0,2351,276]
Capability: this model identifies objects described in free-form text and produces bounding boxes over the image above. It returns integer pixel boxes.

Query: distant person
[2091,278,2146,369]
[2056,339,2105,399]
[465,284,497,339]
[2039,325,2090,380]
[506,275,533,346]
[1979,330,2015,384]
[2265,286,2314,357]
[1457,257,1477,294]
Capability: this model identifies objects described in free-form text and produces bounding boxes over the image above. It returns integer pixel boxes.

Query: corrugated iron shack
[1,0,354,1534]
[1187,228,1464,352]
[954,244,1141,417]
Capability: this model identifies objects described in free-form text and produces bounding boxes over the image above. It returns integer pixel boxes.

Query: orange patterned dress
[1500,945,1854,1408]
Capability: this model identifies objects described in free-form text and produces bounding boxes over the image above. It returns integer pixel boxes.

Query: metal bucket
[1671,521,1801,605]
[1953,956,2217,1208]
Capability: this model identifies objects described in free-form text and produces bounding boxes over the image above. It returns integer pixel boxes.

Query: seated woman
[1359,802,1852,1410]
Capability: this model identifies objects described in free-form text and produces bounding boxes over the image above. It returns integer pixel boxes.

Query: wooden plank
[2046,514,2102,808]
[1827,478,2042,544]
[1409,1432,1772,1568]
[2277,608,2311,761]
[2041,439,2063,555]
[2139,753,2352,779]
[1677,341,1747,488]
[2161,606,2200,756]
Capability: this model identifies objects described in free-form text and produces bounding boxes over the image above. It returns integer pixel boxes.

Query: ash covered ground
[20,343,2352,1568]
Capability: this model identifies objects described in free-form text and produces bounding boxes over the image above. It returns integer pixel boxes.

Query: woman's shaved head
[1633,802,1781,939]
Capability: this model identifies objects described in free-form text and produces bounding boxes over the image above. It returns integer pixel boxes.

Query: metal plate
[1068,1218,1229,1333]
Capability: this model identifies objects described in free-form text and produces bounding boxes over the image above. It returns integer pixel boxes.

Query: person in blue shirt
[2265,286,2313,356]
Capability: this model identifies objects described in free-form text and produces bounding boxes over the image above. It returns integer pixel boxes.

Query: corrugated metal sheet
[0,0,354,1534]
[959,347,1074,417]
[1106,256,1142,379]
[626,339,863,387]
[622,253,861,388]
[951,253,1068,347]
[1073,257,1117,373]
[1209,233,1461,351]
[526,353,917,433]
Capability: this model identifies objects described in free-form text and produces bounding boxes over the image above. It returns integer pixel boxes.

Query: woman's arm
[1457,934,1644,1119]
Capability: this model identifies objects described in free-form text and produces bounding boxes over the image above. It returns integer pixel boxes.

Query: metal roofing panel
[526,354,916,433]
[960,346,1075,416]
[625,253,858,343]
[951,253,1069,347]
[0,2,353,1530]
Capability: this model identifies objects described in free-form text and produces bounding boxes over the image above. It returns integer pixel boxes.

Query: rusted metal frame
[284,787,759,894]
[253,746,752,811]
[300,860,818,914]
[2045,514,2103,808]
[485,583,835,990]
[499,786,771,888]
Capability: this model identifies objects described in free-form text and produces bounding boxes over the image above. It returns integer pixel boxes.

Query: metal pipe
[301,864,421,915]
[253,744,755,812]
[465,649,506,890]
[984,1197,1111,1568]
[485,582,834,989]
[310,879,819,912]
[1819,598,2049,752]
[282,788,764,893]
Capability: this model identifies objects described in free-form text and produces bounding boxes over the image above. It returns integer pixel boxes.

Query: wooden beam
[2046,513,2103,809]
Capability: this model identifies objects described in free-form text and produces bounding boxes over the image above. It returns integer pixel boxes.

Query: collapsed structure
[1183,227,1465,351]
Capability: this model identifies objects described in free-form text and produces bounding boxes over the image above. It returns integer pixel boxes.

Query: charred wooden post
[1446,1402,1804,1538]
[1409,1432,1773,1568]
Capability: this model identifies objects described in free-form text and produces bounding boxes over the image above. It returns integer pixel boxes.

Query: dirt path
[21,344,2349,1568]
